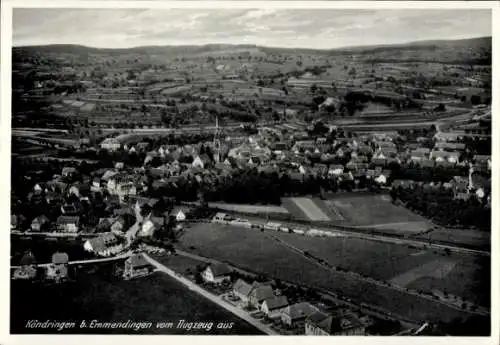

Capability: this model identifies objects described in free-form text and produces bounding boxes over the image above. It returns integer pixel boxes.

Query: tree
[160,108,170,126]
[313,95,326,106]
[470,95,481,105]
[434,103,446,112]
[310,83,318,94]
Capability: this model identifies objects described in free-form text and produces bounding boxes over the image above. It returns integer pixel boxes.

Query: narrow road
[11,252,131,268]
[143,254,278,335]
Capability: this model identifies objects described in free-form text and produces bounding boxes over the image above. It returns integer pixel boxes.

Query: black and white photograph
[2,1,497,342]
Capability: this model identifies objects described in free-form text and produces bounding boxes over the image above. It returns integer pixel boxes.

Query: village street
[143,253,279,335]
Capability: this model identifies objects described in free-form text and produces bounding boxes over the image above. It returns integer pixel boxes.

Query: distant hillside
[13,36,491,65]
[333,36,492,53]
[337,36,492,65]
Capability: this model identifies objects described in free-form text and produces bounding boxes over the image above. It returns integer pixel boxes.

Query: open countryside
[10,7,491,337]
[178,223,490,319]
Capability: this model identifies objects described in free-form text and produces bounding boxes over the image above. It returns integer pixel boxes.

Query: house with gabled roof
[249,283,275,309]
[192,155,205,169]
[100,138,121,151]
[61,203,79,215]
[281,302,319,327]
[101,170,118,182]
[133,197,159,219]
[61,167,77,178]
[430,150,460,164]
[261,296,289,319]
[201,263,232,285]
[56,216,80,233]
[139,216,165,237]
[47,252,69,282]
[110,216,128,234]
[305,310,366,336]
[170,206,191,222]
[83,232,125,257]
[123,253,153,280]
[232,279,254,304]
[13,251,37,280]
[31,215,50,232]
[96,217,114,233]
[33,183,44,193]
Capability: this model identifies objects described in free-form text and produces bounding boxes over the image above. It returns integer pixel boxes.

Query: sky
[12,8,492,49]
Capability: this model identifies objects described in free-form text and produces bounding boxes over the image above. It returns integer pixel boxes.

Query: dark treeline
[390,185,490,230]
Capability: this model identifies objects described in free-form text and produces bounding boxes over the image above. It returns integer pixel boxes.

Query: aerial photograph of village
[9,7,492,336]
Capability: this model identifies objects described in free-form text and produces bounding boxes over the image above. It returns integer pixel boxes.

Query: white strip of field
[389,259,458,287]
[353,221,431,232]
[208,202,290,214]
[291,197,331,221]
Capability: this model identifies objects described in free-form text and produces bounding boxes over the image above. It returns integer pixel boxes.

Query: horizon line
[12,35,492,52]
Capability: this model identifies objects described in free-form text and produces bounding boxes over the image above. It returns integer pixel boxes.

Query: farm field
[359,102,395,115]
[353,221,432,234]
[11,272,262,335]
[208,202,290,215]
[282,197,344,221]
[151,253,206,275]
[415,228,490,251]
[283,197,331,221]
[178,223,488,324]
[321,194,433,233]
[406,254,491,307]
[269,231,490,307]
[269,231,439,280]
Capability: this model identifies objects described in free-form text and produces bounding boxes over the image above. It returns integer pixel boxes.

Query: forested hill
[13,36,491,65]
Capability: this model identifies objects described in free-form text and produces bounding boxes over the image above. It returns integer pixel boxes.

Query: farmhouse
[192,155,211,169]
[212,212,231,224]
[56,216,80,232]
[101,138,121,151]
[61,203,79,215]
[96,217,114,233]
[430,150,460,163]
[201,263,232,284]
[232,279,254,304]
[123,254,153,280]
[110,216,128,234]
[139,216,165,237]
[33,183,43,193]
[433,132,463,142]
[108,181,137,204]
[31,215,50,232]
[13,252,38,280]
[281,302,319,327]
[305,311,366,336]
[133,197,159,221]
[249,283,275,309]
[171,206,191,222]
[62,167,77,178]
[83,233,124,257]
[434,142,466,151]
[46,252,69,282]
[261,296,289,318]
